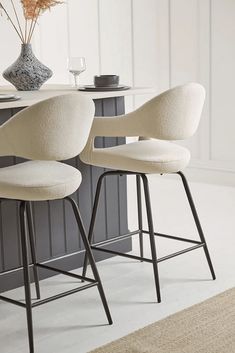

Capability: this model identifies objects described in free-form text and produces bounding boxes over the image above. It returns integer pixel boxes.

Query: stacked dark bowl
[94,75,119,88]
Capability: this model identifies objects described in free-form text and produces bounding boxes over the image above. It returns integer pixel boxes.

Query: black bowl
[94,75,119,87]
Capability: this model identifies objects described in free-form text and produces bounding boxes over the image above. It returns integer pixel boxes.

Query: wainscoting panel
[37,4,70,84]
[210,0,235,163]
[132,0,159,109]
[67,0,100,84]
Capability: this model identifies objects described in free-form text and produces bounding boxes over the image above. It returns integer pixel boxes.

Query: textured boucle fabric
[0,161,82,201]
[89,139,190,174]
[90,288,235,353]
[0,94,95,161]
[0,94,94,201]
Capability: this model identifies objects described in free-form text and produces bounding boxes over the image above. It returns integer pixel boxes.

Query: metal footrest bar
[0,262,99,310]
[0,282,98,309]
[36,263,97,284]
[142,230,202,245]
[32,282,98,308]
[158,243,205,263]
[93,230,140,248]
[90,229,201,253]
[91,243,205,265]
[91,246,153,263]
[0,295,26,308]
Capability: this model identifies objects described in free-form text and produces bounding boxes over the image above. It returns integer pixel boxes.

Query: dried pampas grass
[0,0,63,43]
[21,0,37,20]
[21,0,62,19]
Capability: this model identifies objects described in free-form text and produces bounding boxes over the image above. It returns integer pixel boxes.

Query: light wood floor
[1,175,235,353]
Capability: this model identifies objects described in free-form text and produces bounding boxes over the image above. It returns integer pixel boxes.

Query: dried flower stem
[25,19,27,42]
[27,6,40,43]
[10,0,24,42]
[28,16,38,43]
[0,2,24,42]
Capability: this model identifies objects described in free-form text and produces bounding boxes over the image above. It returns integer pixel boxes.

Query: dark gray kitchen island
[0,85,154,292]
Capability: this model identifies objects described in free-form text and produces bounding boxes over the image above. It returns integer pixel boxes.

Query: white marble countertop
[0,84,156,110]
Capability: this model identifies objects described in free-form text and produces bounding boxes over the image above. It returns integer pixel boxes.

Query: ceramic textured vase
[3,44,53,91]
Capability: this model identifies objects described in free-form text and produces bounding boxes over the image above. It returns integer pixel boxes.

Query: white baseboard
[185,160,235,187]
[145,160,235,187]
[158,160,235,187]
[184,167,235,187]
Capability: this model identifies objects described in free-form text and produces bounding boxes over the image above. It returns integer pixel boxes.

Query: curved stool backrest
[80,83,205,165]
[0,94,95,161]
[128,82,205,140]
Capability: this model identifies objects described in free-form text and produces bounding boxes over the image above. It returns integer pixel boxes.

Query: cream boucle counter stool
[0,94,112,353]
[81,83,216,303]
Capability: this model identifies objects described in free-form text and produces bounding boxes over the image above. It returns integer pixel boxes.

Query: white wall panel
[99,0,132,83]
[67,0,100,85]
[197,0,211,161]
[99,0,133,112]
[170,0,199,86]
[37,3,69,83]
[132,0,159,108]
[155,0,171,94]
[169,0,200,159]
[210,0,235,162]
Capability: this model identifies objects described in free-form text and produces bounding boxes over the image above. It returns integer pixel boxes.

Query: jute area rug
[90,288,235,353]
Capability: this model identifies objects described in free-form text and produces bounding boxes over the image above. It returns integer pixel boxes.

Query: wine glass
[68,57,86,88]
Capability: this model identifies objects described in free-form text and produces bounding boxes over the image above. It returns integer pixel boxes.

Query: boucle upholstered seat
[81,83,216,304]
[86,139,190,174]
[0,94,112,353]
[0,161,81,201]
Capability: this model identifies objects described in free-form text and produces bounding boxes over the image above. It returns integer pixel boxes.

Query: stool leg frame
[82,171,161,302]
[136,175,144,259]
[1,197,112,353]
[82,169,216,303]
[82,171,146,277]
[19,201,34,353]
[177,172,216,280]
[141,174,161,302]
[82,172,107,279]
[26,202,41,299]
[65,197,113,325]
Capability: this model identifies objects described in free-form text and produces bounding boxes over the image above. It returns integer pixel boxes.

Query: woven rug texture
[90,288,235,353]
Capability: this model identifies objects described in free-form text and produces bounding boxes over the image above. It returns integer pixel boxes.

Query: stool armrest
[90,82,205,141]
[90,116,139,138]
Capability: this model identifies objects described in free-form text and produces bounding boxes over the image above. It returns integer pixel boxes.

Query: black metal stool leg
[19,201,34,353]
[26,202,41,299]
[177,171,216,280]
[141,175,161,303]
[82,172,106,278]
[136,175,144,260]
[66,197,113,325]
